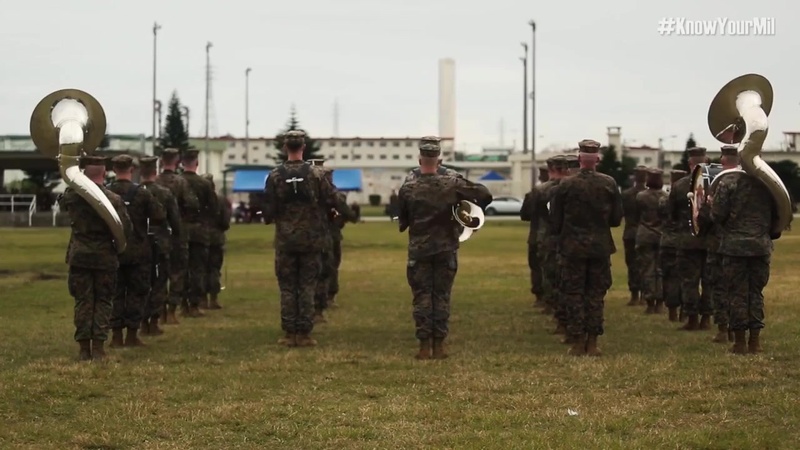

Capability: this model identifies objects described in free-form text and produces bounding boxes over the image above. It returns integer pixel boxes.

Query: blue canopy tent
[232,168,364,193]
[479,170,506,181]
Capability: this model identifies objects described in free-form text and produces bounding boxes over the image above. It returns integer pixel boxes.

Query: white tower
[438,58,456,141]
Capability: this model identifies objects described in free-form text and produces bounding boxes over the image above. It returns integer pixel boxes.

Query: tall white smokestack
[438,58,456,141]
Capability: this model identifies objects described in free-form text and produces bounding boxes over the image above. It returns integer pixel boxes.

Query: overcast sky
[2,0,797,153]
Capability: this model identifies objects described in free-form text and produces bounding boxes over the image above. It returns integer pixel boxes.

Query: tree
[22,170,61,211]
[597,145,637,189]
[273,106,322,162]
[158,91,190,154]
[767,160,800,208]
[673,133,697,171]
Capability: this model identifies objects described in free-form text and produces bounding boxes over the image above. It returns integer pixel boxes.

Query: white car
[484,196,522,216]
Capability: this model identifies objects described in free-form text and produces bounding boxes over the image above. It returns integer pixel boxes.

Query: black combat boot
[78,340,91,361]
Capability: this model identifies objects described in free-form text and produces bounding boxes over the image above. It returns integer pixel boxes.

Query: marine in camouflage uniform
[306,160,336,323]
[621,167,648,305]
[398,136,493,360]
[107,155,166,347]
[139,157,182,335]
[202,174,231,310]
[60,156,132,361]
[634,169,667,314]
[698,146,740,343]
[157,148,197,324]
[263,130,343,347]
[711,170,779,354]
[520,165,549,307]
[564,154,580,175]
[666,147,712,331]
[326,172,357,308]
[660,169,686,322]
[550,139,623,356]
[181,148,219,316]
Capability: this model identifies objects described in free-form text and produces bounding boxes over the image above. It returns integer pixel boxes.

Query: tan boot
[533,295,544,308]
[627,291,639,306]
[277,333,296,346]
[148,317,164,336]
[110,329,124,348]
[91,339,106,361]
[699,315,711,330]
[730,330,747,354]
[199,295,209,309]
[313,311,327,324]
[166,305,180,325]
[585,334,602,357]
[140,319,151,336]
[568,335,587,356]
[654,301,664,314]
[561,335,578,344]
[415,339,431,360]
[680,315,699,331]
[188,305,205,318]
[668,307,679,322]
[552,323,566,335]
[78,340,91,361]
[296,334,318,347]
[209,294,222,310]
[124,328,145,347]
[748,329,763,353]
[159,307,167,324]
[645,300,656,314]
[637,294,646,306]
[679,309,686,322]
[180,299,190,317]
[711,324,729,343]
[432,338,448,359]
[328,295,338,309]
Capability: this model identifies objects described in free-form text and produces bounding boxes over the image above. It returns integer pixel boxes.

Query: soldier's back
[622,185,645,239]
[108,180,156,264]
[157,171,198,221]
[715,173,775,256]
[669,176,704,249]
[60,187,121,270]
[535,179,560,242]
[636,189,667,244]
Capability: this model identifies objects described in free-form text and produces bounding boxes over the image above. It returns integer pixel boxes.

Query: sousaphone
[453,199,485,242]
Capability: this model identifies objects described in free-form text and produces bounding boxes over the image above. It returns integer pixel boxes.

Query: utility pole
[521,43,528,154]
[204,41,212,173]
[529,20,537,164]
[152,22,161,157]
[245,67,251,165]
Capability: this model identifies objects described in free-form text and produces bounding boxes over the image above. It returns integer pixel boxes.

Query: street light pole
[245,67,251,165]
[529,20,537,164]
[521,43,528,155]
[205,41,212,173]
[152,22,161,156]
[181,106,190,139]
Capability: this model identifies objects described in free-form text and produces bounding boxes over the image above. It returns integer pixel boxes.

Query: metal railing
[28,196,36,226]
[51,201,59,227]
[0,194,36,213]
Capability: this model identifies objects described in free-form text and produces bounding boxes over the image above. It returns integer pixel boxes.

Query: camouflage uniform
[634,169,667,313]
[139,157,182,334]
[156,148,198,322]
[398,136,493,359]
[405,165,463,183]
[263,131,342,346]
[107,155,166,347]
[550,140,623,356]
[711,171,777,353]
[666,148,712,330]
[520,165,549,303]
[203,174,231,309]
[621,167,647,304]
[533,158,567,327]
[659,170,686,321]
[181,149,219,314]
[328,190,356,304]
[59,156,132,360]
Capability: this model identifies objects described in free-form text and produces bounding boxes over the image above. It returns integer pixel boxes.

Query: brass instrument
[452,200,485,242]
[688,163,740,235]
[702,73,792,235]
[30,89,127,252]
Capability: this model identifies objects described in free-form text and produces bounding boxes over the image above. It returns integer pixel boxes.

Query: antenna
[333,99,340,137]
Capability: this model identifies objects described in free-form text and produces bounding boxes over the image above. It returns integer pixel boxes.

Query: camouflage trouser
[314,249,333,313]
[678,249,712,316]
[111,263,151,330]
[527,243,543,296]
[723,254,769,331]
[68,266,116,341]
[660,247,681,309]
[546,251,568,327]
[407,251,457,340]
[636,243,662,301]
[537,243,559,308]
[328,239,342,297]
[623,239,641,292]
[560,256,612,337]
[187,242,209,307]
[275,250,321,334]
[706,252,727,325]
[145,253,169,319]
[168,241,188,306]
[207,244,224,295]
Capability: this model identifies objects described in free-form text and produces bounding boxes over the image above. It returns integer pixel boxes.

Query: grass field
[1,222,800,449]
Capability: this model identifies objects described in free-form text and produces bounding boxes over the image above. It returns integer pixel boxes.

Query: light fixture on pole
[528,20,537,165]
[521,42,528,155]
[181,106,190,138]
[204,41,212,173]
[245,67,252,165]
[152,22,161,156]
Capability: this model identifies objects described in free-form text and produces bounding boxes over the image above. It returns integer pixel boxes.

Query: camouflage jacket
[60,185,131,270]
[550,169,623,258]
[182,172,219,245]
[141,181,181,255]
[520,189,537,245]
[621,184,646,241]
[210,195,232,246]
[108,179,166,264]
[711,172,776,256]
[634,189,667,246]
[263,161,342,252]
[328,191,356,242]
[534,179,562,251]
[658,195,679,249]
[666,175,706,250]
[156,170,199,243]
[398,174,493,260]
[404,166,463,184]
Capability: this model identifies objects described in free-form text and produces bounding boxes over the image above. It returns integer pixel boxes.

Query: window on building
[354,141,362,147]
[252,159,259,163]
[393,141,400,147]
[405,154,413,159]
[367,154,374,159]
[227,154,235,160]
[644,157,652,163]
[367,141,374,147]
[393,155,400,160]
[342,141,350,147]
[253,146,259,150]
[379,154,387,159]
[329,141,336,147]
[354,154,362,160]
[379,141,387,147]
[405,141,413,147]
[229,142,236,147]
[342,154,349,159]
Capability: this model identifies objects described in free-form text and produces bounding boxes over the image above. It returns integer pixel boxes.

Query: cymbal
[30,88,107,158]
[707,74,772,145]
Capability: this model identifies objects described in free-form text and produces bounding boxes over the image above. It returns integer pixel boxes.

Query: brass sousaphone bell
[452,199,485,242]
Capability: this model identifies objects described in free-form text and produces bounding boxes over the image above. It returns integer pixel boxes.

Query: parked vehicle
[484,196,523,216]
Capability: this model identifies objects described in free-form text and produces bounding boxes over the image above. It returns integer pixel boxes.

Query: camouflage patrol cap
[687,147,707,157]
[551,155,568,169]
[720,145,738,156]
[634,165,648,181]
[284,130,306,146]
[419,136,441,157]
[309,159,325,167]
[139,156,158,169]
[182,148,200,160]
[111,154,135,170]
[161,148,180,156]
[578,139,601,153]
[646,168,663,187]
[564,154,580,168]
[634,165,648,174]
[81,155,108,167]
[670,169,687,183]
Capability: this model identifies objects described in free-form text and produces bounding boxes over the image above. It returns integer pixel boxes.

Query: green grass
[1,222,800,449]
